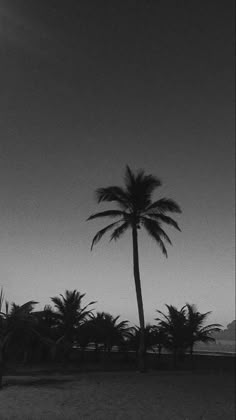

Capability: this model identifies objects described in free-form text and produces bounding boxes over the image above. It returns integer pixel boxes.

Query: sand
[0,371,235,420]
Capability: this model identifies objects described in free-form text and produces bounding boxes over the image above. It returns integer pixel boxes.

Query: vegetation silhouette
[126,324,165,358]
[79,312,130,362]
[156,304,222,367]
[0,285,225,387]
[49,290,95,361]
[184,304,222,360]
[0,289,39,387]
[87,166,181,371]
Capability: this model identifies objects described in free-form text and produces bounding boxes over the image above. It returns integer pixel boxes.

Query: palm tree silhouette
[51,290,95,359]
[184,304,222,360]
[0,289,39,387]
[89,312,130,354]
[127,324,159,356]
[156,303,222,366]
[88,166,181,371]
[156,304,187,366]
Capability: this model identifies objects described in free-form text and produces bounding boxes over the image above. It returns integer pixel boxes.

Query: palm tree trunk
[173,347,177,368]
[94,342,99,362]
[190,344,194,369]
[132,226,146,372]
[0,342,4,389]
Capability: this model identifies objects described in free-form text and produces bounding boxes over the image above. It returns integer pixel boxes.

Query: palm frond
[146,213,181,231]
[137,172,162,195]
[142,217,172,244]
[96,186,129,208]
[125,166,162,193]
[110,222,130,241]
[147,198,182,213]
[51,296,65,314]
[200,324,222,333]
[142,218,169,257]
[124,165,136,189]
[5,301,9,316]
[155,309,171,323]
[90,221,121,250]
[78,301,96,319]
[14,301,38,314]
[124,166,162,211]
[87,210,125,221]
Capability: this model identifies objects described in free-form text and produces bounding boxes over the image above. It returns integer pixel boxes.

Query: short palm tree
[127,324,159,355]
[156,304,187,365]
[88,166,181,371]
[184,304,222,358]
[150,325,168,358]
[0,289,39,387]
[35,305,57,337]
[90,312,130,353]
[156,303,222,366]
[51,290,95,349]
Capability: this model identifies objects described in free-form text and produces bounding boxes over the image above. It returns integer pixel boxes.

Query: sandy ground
[0,371,235,420]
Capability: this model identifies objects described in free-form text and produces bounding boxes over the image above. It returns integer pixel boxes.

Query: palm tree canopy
[156,304,187,349]
[155,303,222,351]
[127,324,161,352]
[184,304,222,346]
[89,312,130,348]
[0,299,40,355]
[88,166,181,256]
[50,290,95,341]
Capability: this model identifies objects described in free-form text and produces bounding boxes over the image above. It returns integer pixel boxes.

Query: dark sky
[0,0,234,326]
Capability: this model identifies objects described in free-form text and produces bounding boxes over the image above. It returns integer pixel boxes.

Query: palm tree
[127,324,158,356]
[88,166,181,371]
[76,317,95,359]
[35,305,57,337]
[89,312,130,354]
[184,304,222,360]
[150,325,168,358]
[0,288,7,388]
[0,289,39,387]
[156,303,222,367]
[155,304,187,366]
[51,290,95,359]
[5,301,41,364]
[33,305,59,362]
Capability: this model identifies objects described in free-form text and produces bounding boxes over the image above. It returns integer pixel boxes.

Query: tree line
[0,287,221,386]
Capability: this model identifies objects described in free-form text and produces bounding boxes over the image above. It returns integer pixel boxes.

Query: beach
[1,370,235,420]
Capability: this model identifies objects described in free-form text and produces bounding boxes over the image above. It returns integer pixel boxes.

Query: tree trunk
[190,344,194,369]
[173,348,177,368]
[132,226,146,372]
[0,342,4,389]
[94,342,99,362]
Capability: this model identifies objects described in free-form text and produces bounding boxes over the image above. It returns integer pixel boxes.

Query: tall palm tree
[88,166,181,371]
[0,287,7,388]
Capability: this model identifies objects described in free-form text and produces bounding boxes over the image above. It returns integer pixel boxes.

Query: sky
[0,0,234,327]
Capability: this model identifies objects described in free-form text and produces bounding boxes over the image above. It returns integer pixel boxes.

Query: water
[188,339,235,355]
